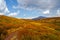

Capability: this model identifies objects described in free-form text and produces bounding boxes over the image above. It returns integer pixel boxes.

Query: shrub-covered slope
[0,15,60,40]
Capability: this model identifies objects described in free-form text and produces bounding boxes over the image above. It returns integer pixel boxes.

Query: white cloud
[4,7,10,13]
[16,0,58,10]
[46,10,60,17]
[13,5,34,11]
[23,16,39,19]
[0,0,9,14]
[8,13,18,16]
[57,10,60,14]
[57,10,60,16]
[0,0,6,10]
[12,0,60,18]
[8,11,20,17]
[43,10,50,14]
[17,16,39,19]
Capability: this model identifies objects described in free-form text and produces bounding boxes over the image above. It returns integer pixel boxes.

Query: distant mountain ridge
[32,16,46,20]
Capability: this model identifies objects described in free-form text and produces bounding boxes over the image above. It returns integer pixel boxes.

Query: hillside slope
[35,17,60,31]
[0,15,60,40]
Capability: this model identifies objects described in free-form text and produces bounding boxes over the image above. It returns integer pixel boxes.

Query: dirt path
[5,31,18,40]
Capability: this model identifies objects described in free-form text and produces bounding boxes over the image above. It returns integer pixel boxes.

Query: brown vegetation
[0,15,60,40]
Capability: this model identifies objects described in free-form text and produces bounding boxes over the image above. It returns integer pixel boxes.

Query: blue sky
[0,0,60,19]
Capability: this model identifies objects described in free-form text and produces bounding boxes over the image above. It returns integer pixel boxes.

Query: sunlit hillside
[35,17,60,31]
[0,15,60,40]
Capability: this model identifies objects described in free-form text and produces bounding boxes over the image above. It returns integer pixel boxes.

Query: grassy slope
[35,17,60,31]
[0,15,60,40]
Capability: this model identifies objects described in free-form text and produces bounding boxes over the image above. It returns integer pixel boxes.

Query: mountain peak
[32,16,46,20]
